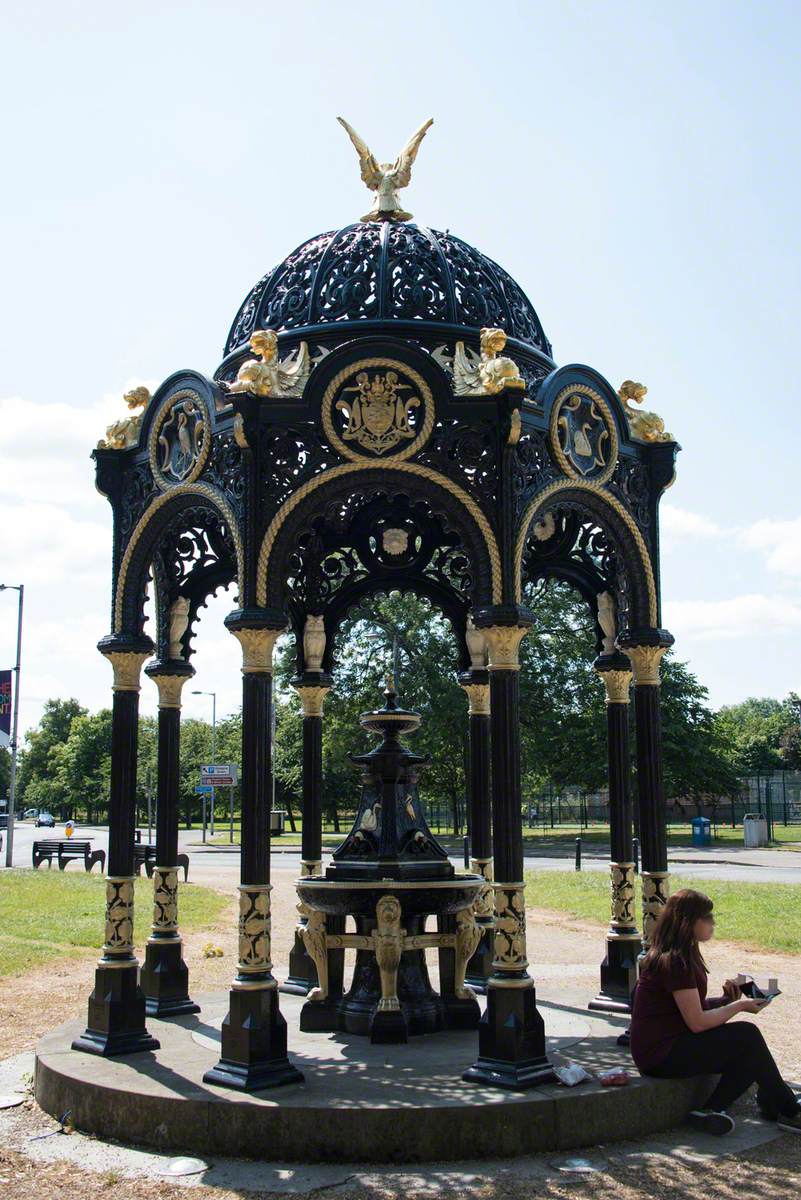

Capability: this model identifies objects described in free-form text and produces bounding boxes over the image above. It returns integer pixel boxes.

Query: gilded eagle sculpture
[337,116,434,222]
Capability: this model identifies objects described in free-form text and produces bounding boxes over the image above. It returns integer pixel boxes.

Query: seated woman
[630,888,799,1135]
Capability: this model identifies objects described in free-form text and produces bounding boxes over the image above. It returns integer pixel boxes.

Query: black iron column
[589,657,640,1012]
[73,638,160,1057]
[204,615,304,1091]
[463,623,554,1090]
[282,680,330,996]
[619,635,673,946]
[460,672,494,993]
[140,662,200,1017]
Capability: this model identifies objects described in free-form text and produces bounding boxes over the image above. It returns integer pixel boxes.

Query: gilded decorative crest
[149,389,211,491]
[549,384,618,485]
[322,358,435,462]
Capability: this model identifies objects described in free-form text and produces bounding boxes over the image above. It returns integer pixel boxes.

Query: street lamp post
[1,584,24,869]
[192,690,217,836]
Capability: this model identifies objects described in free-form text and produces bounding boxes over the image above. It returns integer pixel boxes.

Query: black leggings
[645,1021,798,1117]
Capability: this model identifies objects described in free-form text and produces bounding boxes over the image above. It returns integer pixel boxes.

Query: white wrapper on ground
[554,1061,592,1087]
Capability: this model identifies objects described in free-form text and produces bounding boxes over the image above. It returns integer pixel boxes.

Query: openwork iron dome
[76,119,679,1092]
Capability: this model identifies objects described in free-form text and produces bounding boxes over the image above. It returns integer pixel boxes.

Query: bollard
[575,836,581,871]
[633,836,640,875]
[463,834,470,870]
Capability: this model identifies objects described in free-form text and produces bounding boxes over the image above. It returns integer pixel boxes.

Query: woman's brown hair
[641,888,713,977]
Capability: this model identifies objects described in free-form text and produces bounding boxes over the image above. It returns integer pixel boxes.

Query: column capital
[623,644,668,686]
[149,673,192,708]
[294,684,330,717]
[461,681,490,715]
[230,626,285,673]
[102,650,151,692]
[595,667,632,705]
[481,626,528,671]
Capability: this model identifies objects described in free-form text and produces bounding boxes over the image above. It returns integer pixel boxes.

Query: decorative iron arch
[515,480,658,629]
[113,483,244,636]
[257,464,503,611]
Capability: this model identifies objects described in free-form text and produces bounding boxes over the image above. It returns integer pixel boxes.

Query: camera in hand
[736,974,781,1003]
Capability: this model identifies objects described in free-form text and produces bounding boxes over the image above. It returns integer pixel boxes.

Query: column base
[203,984,303,1092]
[588,934,641,1014]
[369,1005,408,1045]
[140,939,200,1018]
[440,993,481,1030]
[464,924,494,995]
[280,926,319,997]
[462,980,554,1091]
[72,962,160,1058]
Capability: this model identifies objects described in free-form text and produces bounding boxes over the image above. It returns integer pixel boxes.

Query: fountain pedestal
[296,685,483,1043]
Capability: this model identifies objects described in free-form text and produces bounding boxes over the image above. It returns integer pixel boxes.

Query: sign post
[198,768,238,846]
[195,785,214,844]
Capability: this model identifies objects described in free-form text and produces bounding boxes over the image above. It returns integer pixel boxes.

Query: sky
[1,1,800,737]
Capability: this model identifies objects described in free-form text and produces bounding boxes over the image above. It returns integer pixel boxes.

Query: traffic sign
[195,785,214,795]
[200,764,238,787]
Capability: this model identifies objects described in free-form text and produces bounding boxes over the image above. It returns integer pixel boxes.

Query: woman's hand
[722,978,742,1001]
[738,997,767,1014]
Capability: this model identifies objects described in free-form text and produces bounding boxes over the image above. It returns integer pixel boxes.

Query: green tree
[714,697,796,775]
[17,698,87,801]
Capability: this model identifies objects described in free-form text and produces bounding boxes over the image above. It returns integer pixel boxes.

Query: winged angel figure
[227,330,310,398]
[337,116,433,222]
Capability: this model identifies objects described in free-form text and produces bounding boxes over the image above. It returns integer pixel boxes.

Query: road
[7,820,801,885]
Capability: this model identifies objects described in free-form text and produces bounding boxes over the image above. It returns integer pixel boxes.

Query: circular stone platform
[35,992,712,1162]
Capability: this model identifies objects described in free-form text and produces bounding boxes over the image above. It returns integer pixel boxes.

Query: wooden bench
[32,839,106,873]
[133,843,189,881]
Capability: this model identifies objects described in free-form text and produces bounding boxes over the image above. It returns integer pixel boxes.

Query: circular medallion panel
[149,389,211,491]
[321,359,435,463]
[549,384,618,485]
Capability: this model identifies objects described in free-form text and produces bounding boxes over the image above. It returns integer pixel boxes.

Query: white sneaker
[688,1109,736,1136]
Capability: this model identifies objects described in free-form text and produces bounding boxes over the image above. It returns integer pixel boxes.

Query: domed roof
[223,222,552,360]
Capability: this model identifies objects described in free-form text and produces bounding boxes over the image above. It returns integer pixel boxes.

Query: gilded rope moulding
[549,383,618,486]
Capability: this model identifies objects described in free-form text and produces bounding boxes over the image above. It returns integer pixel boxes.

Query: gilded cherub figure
[98,386,152,450]
[618,380,673,443]
[227,330,310,398]
[452,328,525,396]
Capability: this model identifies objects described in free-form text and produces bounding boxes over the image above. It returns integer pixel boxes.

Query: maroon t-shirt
[630,958,725,1071]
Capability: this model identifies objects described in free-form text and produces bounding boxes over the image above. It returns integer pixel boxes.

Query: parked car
[23,808,39,820]
[36,812,56,828]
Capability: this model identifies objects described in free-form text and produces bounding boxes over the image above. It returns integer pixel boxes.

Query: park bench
[133,842,189,881]
[32,838,106,873]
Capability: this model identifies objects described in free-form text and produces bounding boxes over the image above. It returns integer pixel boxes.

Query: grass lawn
[0,870,228,978]
[525,870,801,954]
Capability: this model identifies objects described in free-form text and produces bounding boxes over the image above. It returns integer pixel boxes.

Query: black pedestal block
[140,939,200,1018]
[589,936,641,1014]
[72,962,160,1057]
[280,927,319,997]
[203,986,303,1092]
[463,983,554,1091]
[465,925,494,995]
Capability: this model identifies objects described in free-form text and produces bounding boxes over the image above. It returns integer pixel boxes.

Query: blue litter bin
[691,816,712,847]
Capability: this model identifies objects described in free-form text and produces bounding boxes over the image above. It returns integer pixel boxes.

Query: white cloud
[741,516,801,577]
[660,503,721,542]
[664,593,801,640]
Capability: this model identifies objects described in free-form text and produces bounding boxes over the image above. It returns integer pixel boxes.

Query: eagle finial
[337,116,433,223]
